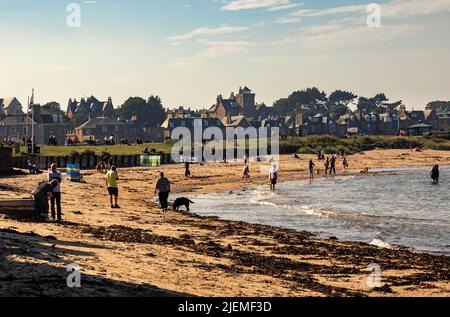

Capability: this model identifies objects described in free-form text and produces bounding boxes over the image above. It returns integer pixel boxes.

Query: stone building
[74,116,127,143]
[0,103,67,145]
[0,97,24,116]
[301,114,348,137]
[425,102,450,132]
[161,117,225,141]
[66,96,115,121]
[209,86,259,121]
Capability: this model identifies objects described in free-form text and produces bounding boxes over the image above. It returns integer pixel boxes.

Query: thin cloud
[288,0,450,19]
[222,0,293,11]
[166,25,252,45]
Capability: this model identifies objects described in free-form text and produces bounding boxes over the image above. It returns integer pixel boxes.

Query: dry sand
[0,149,449,297]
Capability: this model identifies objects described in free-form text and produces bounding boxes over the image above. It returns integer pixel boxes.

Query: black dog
[173,197,194,212]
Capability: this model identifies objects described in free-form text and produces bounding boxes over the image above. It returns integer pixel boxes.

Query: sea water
[191,166,450,255]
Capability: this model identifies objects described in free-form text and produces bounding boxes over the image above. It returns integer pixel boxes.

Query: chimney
[399,104,407,117]
[227,114,232,125]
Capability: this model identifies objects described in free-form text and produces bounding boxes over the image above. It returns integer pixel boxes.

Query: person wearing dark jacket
[33,180,59,221]
[431,165,440,184]
[155,172,171,212]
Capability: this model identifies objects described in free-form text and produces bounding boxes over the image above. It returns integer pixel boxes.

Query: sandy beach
[1,149,449,297]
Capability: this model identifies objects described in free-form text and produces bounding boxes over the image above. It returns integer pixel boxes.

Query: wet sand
[0,149,449,297]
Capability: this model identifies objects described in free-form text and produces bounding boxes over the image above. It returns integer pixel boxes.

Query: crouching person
[32,180,59,222]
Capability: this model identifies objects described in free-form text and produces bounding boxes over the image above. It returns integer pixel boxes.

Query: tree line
[273,87,403,118]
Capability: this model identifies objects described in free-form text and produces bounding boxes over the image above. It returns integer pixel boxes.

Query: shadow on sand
[0,229,190,297]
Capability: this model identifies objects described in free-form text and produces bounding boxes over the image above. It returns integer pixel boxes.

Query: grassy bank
[12,136,450,157]
[280,135,450,155]
[15,143,172,157]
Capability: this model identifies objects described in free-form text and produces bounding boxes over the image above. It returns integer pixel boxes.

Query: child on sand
[106,165,120,209]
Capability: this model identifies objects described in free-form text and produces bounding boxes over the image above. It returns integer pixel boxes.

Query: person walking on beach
[242,164,250,181]
[106,165,120,209]
[48,164,62,222]
[431,165,440,184]
[155,172,171,212]
[269,165,278,191]
[309,160,315,180]
[324,157,330,175]
[185,161,191,177]
[329,155,337,175]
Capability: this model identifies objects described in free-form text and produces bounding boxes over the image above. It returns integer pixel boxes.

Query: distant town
[1,86,450,147]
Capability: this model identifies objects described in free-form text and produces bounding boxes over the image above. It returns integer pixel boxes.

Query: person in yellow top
[106,165,120,209]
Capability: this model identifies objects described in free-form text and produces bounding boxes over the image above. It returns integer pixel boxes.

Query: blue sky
[1,0,450,110]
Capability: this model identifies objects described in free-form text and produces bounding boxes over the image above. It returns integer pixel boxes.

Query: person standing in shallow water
[431,165,440,184]
[324,156,330,175]
[329,155,337,175]
[269,165,278,191]
[309,160,315,180]
[155,172,171,212]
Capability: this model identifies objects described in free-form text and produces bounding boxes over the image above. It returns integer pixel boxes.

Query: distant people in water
[324,157,330,175]
[309,160,315,180]
[431,165,440,184]
[329,155,337,175]
[269,165,278,191]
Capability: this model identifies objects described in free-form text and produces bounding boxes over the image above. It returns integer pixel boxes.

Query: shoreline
[1,149,450,296]
[188,167,449,257]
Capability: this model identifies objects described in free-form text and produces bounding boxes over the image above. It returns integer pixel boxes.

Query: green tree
[42,102,69,122]
[118,97,147,120]
[273,87,327,115]
[147,95,166,127]
[118,95,166,127]
[327,90,357,118]
[357,94,402,114]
